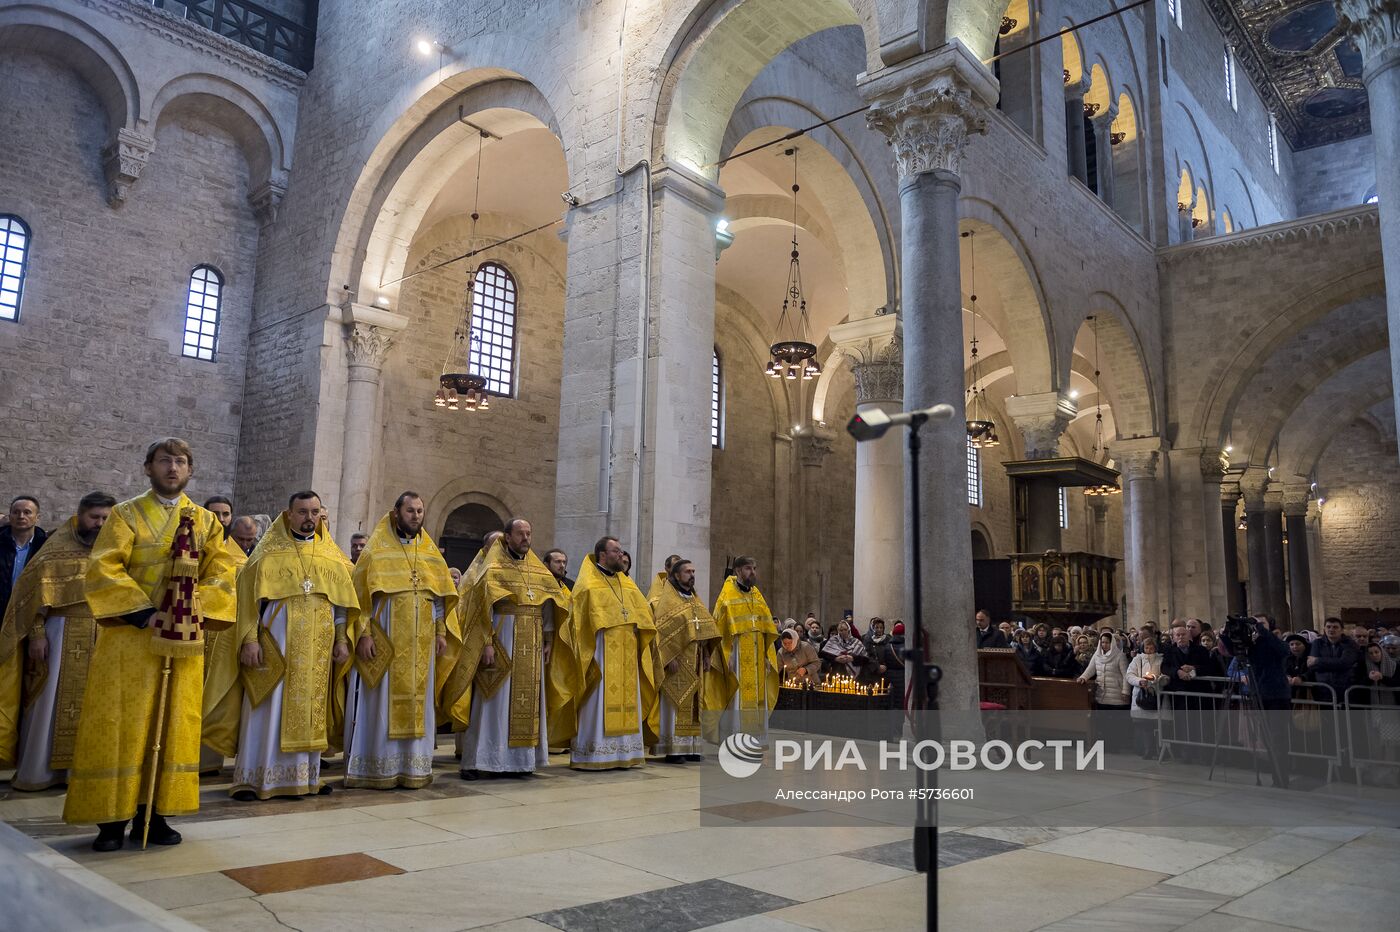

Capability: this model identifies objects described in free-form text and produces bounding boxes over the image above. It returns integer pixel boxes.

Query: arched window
[0,215,32,322]
[469,262,517,396]
[711,348,723,448]
[182,265,223,361]
[967,435,982,507]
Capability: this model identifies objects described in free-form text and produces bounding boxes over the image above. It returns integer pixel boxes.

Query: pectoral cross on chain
[302,578,313,596]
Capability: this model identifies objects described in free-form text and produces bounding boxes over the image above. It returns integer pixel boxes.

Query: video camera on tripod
[1221,613,1258,648]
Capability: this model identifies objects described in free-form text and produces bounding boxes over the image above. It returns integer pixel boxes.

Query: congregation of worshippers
[6,437,1400,854]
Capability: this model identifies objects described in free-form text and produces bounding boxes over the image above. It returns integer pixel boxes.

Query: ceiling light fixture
[765,148,820,382]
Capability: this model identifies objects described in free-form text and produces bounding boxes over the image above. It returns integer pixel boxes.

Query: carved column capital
[1199,449,1228,482]
[1220,474,1242,506]
[1337,0,1400,74]
[796,433,834,468]
[860,46,993,180]
[346,324,395,370]
[1282,485,1311,517]
[1239,467,1271,509]
[249,178,287,227]
[830,313,903,405]
[101,129,155,208]
[1005,392,1077,459]
[1117,449,1158,481]
[851,336,904,405]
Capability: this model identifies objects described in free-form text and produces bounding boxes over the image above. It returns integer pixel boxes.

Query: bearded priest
[228,491,356,800]
[711,555,780,740]
[64,439,239,851]
[446,518,568,778]
[648,557,721,763]
[549,536,656,770]
[344,491,457,789]
[0,492,116,790]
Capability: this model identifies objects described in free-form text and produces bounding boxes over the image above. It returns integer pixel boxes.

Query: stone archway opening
[440,502,505,570]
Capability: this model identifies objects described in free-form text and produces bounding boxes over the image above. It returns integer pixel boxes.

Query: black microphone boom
[846,403,956,441]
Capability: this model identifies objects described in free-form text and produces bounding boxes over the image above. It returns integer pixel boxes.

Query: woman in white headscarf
[820,620,866,678]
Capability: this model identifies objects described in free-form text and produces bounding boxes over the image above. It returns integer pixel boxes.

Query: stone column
[1339,2,1400,464]
[1219,474,1243,616]
[1263,484,1290,627]
[1064,77,1090,185]
[796,432,834,623]
[1089,496,1110,553]
[1262,490,1288,621]
[1240,468,1269,615]
[337,303,407,546]
[554,163,724,596]
[635,166,726,593]
[1283,487,1314,630]
[1117,443,1161,629]
[1307,499,1327,624]
[1090,106,1117,207]
[861,44,994,712]
[830,315,905,625]
[1006,391,1077,552]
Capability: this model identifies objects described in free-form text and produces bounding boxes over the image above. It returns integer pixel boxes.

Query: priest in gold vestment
[648,557,721,763]
[199,526,248,775]
[445,519,568,777]
[229,493,356,799]
[711,556,780,739]
[0,493,115,790]
[63,439,239,850]
[549,536,656,770]
[345,492,457,789]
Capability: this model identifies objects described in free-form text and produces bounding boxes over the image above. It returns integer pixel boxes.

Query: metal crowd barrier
[1344,684,1400,786]
[1154,677,1342,782]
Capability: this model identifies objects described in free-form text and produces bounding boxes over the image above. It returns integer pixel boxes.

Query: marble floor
[3,741,1399,932]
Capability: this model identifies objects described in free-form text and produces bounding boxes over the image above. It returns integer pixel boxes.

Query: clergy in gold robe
[344,492,457,789]
[229,493,356,799]
[549,536,657,770]
[63,439,239,851]
[711,556,780,740]
[645,554,682,602]
[444,519,568,777]
[0,494,115,790]
[648,557,721,762]
[199,528,248,774]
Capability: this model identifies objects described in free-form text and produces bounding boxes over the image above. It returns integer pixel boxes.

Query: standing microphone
[846,404,955,441]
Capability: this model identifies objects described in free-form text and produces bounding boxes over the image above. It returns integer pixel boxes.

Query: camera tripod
[1205,652,1289,789]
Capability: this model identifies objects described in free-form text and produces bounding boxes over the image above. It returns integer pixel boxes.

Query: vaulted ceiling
[1205,0,1369,149]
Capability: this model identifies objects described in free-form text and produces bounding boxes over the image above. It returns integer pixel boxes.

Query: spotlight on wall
[1068,389,1080,399]
[715,218,730,235]
[416,38,445,57]
[561,191,580,207]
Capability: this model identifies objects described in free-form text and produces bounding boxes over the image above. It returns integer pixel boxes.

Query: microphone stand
[847,404,949,930]
[905,413,941,932]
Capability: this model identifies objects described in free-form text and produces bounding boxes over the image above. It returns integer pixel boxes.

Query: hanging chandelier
[766,148,821,382]
[434,128,492,412]
[1083,314,1120,496]
[962,231,999,448]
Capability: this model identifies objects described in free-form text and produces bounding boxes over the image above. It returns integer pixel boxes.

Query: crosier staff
[141,509,207,849]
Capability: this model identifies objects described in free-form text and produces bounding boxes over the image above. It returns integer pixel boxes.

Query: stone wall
[1316,420,1400,618]
[0,51,258,515]
[375,214,566,549]
[1161,0,1295,229]
[710,307,780,610]
[1293,135,1377,217]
